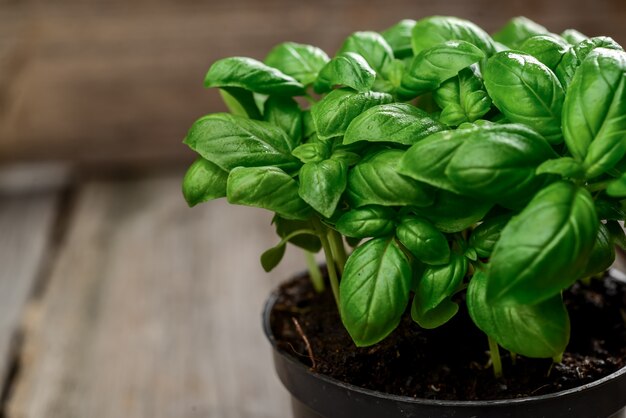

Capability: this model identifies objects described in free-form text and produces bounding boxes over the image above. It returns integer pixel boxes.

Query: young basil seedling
[183,15,626,379]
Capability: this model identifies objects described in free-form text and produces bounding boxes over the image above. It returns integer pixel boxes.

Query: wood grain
[0,192,58,389]
[0,0,624,167]
[6,175,303,418]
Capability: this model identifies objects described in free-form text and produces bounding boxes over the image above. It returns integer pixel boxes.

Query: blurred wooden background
[0,0,625,169]
[0,1,626,417]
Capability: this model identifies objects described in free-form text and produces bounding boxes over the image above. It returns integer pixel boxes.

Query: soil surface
[270,271,626,400]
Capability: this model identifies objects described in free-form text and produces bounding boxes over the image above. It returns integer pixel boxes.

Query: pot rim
[263,283,626,408]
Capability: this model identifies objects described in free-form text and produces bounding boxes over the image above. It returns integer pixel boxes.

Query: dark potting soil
[270,271,626,401]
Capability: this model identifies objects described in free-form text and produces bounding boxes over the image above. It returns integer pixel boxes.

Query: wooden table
[0,165,298,417]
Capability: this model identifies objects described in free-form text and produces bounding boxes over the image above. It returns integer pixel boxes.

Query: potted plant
[182,15,626,417]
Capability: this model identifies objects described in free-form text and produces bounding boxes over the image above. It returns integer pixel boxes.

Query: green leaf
[485,181,598,305]
[292,142,330,164]
[468,270,570,359]
[411,16,496,56]
[298,159,348,218]
[607,173,626,197]
[412,189,492,233]
[226,166,312,220]
[536,157,585,179]
[469,215,511,258]
[411,252,467,329]
[204,57,305,96]
[399,124,556,204]
[343,103,446,146]
[433,66,492,126]
[183,113,300,172]
[483,52,565,144]
[595,197,626,221]
[182,158,229,207]
[273,216,321,252]
[337,31,394,73]
[381,19,416,59]
[556,37,623,88]
[492,17,550,49]
[561,29,588,45]
[400,40,485,99]
[264,42,330,86]
[311,89,393,140]
[335,206,396,238]
[340,237,413,346]
[263,96,302,141]
[219,88,262,119]
[260,243,287,272]
[412,299,459,330]
[581,223,615,278]
[562,48,626,178]
[347,149,434,208]
[396,215,450,265]
[314,52,376,93]
[518,35,570,71]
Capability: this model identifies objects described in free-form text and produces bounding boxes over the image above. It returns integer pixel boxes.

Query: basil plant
[183,16,626,377]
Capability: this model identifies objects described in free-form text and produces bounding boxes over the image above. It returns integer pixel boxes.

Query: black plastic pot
[263,291,626,418]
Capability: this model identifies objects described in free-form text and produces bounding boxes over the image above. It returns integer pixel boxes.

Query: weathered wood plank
[7,175,302,418]
[0,1,624,167]
[0,191,58,389]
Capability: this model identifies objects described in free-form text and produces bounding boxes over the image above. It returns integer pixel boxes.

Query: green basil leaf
[292,142,330,164]
[273,216,321,252]
[411,252,467,329]
[519,35,570,71]
[311,89,393,140]
[607,172,626,197]
[226,166,312,220]
[302,110,316,138]
[412,299,459,330]
[468,270,570,359]
[381,19,416,59]
[396,215,450,265]
[204,57,305,96]
[562,48,626,178]
[433,66,492,126]
[536,157,585,179]
[343,103,445,146]
[182,158,229,207]
[412,189,492,233]
[337,31,394,73]
[561,29,588,45]
[555,36,623,88]
[581,223,615,278]
[374,59,405,95]
[184,113,300,172]
[264,96,302,141]
[298,159,348,218]
[399,124,556,204]
[347,149,435,208]
[483,52,565,144]
[486,181,598,305]
[469,215,511,258]
[400,40,485,98]
[411,16,496,56]
[219,87,263,119]
[330,148,361,166]
[340,237,412,346]
[492,17,550,49]
[264,42,330,86]
[314,52,376,93]
[335,206,396,238]
[260,243,287,272]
